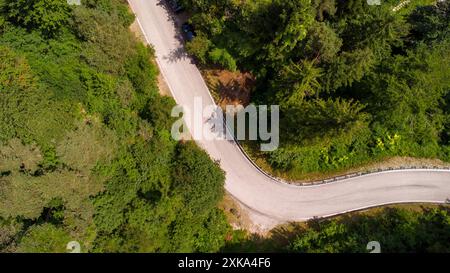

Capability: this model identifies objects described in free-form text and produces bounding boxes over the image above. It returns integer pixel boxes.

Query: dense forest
[289,207,450,253]
[0,0,230,252]
[225,206,450,253]
[183,0,450,178]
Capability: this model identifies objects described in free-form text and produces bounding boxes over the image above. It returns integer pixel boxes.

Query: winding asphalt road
[128,0,450,231]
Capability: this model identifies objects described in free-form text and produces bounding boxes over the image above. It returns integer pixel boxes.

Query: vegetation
[182,0,450,178]
[289,207,450,253]
[1,0,449,254]
[0,0,230,253]
[223,206,450,253]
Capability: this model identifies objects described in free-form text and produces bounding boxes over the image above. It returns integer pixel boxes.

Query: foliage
[0,0,229,253]
[408,1,449,44]
[186,33,212,64]
[1,0,70,36]
[17,224,72,253]
[182,0,450,177]
[209,48,237,71]
[290,207,450,253]
[303,21,342,63]
[223,207,450,253]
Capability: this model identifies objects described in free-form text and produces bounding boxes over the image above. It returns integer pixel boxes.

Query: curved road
[128,0,450,231]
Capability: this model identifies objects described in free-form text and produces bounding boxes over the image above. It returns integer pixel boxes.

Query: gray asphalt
[128,0,450,230]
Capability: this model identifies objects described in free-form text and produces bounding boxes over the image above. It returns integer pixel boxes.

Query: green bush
[18,224,72,253]
[186,34,211,64]
[208,47,237,71]
[2,0,70,36]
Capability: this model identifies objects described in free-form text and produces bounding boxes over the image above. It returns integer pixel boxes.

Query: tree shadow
[163,46,190,63]
[153,0,194,64]
[221,222,307,253]
[204,107,231,141]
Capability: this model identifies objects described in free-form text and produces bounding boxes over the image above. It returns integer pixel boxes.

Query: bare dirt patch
[219,194,256,232]
[130,20,147,43]
[156,73,172,97]
[203,69,255,109]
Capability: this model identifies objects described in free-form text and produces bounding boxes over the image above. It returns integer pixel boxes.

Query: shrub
[208,48,237,71]
[2,0,70,36]
[186,34,211,64]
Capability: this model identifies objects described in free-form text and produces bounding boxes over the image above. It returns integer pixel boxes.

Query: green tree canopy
[1,0,70,36]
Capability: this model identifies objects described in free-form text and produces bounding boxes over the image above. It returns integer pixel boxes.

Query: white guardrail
[229,127,450,187]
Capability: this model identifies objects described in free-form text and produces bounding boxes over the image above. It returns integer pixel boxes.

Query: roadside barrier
[230,132,450,187]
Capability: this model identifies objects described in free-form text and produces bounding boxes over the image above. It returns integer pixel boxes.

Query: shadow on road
[163,46,189,63]
[156,0,196,64]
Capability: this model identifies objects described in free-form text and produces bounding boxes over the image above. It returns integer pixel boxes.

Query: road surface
[128,0,450,231]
